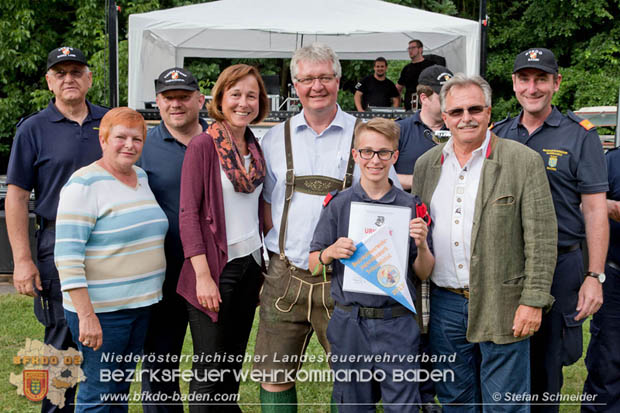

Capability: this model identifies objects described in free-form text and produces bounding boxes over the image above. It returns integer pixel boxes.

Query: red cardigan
[177,130,264,322]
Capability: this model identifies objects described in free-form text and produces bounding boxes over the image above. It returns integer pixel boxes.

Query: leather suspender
[278,118,361,261]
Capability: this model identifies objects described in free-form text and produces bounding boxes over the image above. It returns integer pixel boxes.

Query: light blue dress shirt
[262,106,401,269]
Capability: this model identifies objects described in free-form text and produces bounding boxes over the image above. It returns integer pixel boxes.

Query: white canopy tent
[128,0,480,109]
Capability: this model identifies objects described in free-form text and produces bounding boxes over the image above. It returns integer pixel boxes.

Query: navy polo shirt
[137,119,208,284]
[395,111,441,175]
[310,181,431,308]
[606,148,620,265]
[492,106,608,247]
[6,99,107,221]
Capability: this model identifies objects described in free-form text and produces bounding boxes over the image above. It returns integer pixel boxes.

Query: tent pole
[479,0,488,78]
[107,0,119,108]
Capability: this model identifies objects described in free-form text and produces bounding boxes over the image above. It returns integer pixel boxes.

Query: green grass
[1,293,590,412]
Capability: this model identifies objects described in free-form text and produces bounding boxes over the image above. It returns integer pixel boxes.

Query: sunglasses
[444,105,487,118]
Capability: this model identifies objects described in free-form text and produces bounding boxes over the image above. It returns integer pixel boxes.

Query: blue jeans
[429,287,530,413]
[65,307,151,413]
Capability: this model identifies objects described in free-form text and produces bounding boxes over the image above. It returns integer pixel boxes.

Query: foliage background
[1,0,619,170]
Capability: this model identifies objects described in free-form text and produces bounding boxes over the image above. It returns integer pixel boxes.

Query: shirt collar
[160,117,208,142]
[46,99,104,123]
[513,105,562,130]
[352,179,399,204]
[292,105,346,136]
[442,129,491,161]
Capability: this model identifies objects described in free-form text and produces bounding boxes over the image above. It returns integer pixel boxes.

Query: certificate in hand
[340,202,415,312]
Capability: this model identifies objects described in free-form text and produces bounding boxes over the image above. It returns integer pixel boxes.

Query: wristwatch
[585,271,606,283]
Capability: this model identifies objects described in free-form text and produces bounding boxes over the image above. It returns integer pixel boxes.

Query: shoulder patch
[579,119,595,131]
[489,115,510,130]
[323,190,339,207]
[16,110,42,128]
[567,111,596,131]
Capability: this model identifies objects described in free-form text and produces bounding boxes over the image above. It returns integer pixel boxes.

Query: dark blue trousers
[34,227,78,413]
[327,305,421,413]
[582,263,620,412]
[530,248,585,413]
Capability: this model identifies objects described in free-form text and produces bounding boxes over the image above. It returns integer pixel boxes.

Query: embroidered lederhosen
[278,118,361,265]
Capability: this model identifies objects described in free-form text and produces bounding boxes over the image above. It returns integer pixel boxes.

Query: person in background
[354,57,400,111]
[397,64,453,413]
[491,48,608,413]
[178,64,268,412]
[55,107,168,412]
[396,40,434,111]
[413,74,557,412]
[6,46,108,413]
[395,64,453,191]
[138,67,207,411]
[582,146,620,412]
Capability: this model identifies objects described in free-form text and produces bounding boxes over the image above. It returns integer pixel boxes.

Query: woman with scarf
[178,64,269,412]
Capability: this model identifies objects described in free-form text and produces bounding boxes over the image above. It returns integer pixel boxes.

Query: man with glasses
[6,46,108,413]
[254,42,400,412]
[491,48,608,413]
[412,74,557,411]
[397,40,434,111]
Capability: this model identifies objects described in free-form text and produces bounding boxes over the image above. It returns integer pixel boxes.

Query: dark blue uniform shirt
[310,181,431,308]
[606,148,620,265]
[492,106,608,247]
[6,99,107,221]
[395,111,442,175]
[137,119,208,287]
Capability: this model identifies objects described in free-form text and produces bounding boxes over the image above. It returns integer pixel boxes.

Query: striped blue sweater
[55,162,168,313]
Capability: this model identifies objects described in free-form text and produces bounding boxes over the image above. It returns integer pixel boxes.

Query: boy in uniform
[309,118,435,412]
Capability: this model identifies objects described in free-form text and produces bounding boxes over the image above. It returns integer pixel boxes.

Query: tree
[2,0,619,170]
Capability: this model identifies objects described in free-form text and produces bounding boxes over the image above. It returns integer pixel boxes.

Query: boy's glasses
[357,149,395,160]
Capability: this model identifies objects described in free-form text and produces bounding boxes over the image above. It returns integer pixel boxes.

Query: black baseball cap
[513,48,558,74]
[47,47,88,70]
[418,65,454,93]
[155,67,200,94]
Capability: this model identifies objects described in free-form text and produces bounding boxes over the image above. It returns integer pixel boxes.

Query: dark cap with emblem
[47,46,88,70]
[155,67,200,94]
[513,48,558,74]
[418,65,454,93]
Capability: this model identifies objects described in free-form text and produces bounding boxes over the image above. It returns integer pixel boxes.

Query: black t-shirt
[398,60,434,111]
[355,75,399,109]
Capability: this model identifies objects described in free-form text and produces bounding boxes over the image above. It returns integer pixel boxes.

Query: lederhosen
[277,118,360,265]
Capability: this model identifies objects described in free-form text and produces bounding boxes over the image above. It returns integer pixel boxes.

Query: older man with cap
[491,48,608,412]
[137,67,206,412]
[253,42,401,412]
[6,46,108,413]
[412,73,557,412]
[396,64,453,191]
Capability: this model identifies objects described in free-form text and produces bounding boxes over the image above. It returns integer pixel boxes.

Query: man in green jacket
[412,73,557,412]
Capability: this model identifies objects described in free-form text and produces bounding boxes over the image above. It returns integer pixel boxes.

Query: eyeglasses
[444,105,487,118]
[295,74,337,86]
[357,149,395,160]
[51,69,87,80]
[408,46,420,50]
